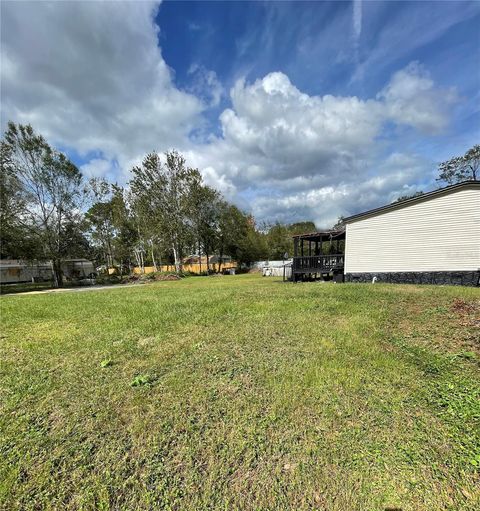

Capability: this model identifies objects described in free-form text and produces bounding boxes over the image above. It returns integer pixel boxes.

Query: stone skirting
[345,271,480,287]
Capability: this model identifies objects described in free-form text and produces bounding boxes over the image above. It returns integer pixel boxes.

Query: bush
[95,274,122,285]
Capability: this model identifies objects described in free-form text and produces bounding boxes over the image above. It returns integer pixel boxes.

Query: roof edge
[343,181,480,224]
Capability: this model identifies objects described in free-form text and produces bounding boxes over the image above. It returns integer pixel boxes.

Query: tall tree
[288,221,317,235]
[1,122,85,286]
[111,186,138,273]
[266,223,291,260]
[437,144,479,185]
[130,151,201,272]
[85,179,116,268]
[0,141,33,259]
[189,182,221,273]
[217,207,268,266]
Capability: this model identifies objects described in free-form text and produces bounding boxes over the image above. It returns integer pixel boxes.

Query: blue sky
[1,0,479,227]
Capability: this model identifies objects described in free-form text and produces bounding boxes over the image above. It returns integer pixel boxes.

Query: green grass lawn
[1,274,479,511]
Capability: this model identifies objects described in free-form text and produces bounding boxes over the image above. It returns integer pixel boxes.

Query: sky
[1,0,479,228]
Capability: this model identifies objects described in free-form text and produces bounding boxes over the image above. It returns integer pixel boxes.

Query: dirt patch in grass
[391,293,480,360]
[451,298,480,327]
[153,274,182,281]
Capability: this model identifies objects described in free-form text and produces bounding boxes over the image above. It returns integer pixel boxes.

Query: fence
[132,262,237,275]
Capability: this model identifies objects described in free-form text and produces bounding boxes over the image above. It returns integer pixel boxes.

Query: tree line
[1,122,477,286]
[0,122,312,285]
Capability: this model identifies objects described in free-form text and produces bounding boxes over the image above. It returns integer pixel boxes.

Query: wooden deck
[292,254,344,274]
[291,229,346,282]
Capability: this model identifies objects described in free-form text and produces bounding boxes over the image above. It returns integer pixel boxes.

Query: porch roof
[292,229,346,241]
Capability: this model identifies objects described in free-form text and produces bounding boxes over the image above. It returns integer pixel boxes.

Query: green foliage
[94,274,122,285]
[438,144,480,184]
[393,191,425,203]
[100,359,113,368]
[288,221,316,235]
[1,122,86,286]
[131,374,155,387]
[130,151,202,271]
[86,180,138,270]
[265,223,290,260]
[2,121,320,274]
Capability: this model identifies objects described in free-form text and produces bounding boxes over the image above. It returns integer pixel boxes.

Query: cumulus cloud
[0,0,202,168]
[378,62,457,133]
[0,1,457,228]
[250,152,432,228]
[186,64,454,224]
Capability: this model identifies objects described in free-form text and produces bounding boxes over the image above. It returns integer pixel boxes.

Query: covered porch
[292,229,345,282]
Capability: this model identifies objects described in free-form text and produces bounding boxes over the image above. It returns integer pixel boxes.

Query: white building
[342,181,480,286]
[0,259,95,284]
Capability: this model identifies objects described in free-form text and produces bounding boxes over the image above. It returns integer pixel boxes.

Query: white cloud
[0,2,458,228]
[0,0,203,168]
[350,1,479,83]
[185,65,454,226]
[353,0,362,41]
[250,152,432,228]
[218,72,383,178]
[188,64,224,107]
[378,62,457,133]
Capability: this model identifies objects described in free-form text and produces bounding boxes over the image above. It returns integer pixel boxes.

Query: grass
[0,274,479,510]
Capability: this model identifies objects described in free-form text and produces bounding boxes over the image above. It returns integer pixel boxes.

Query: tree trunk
[218,244,224,274]
[151,245,157,272]
[52,260,63,288]
[198,240,202,275]
[172,244,180,273]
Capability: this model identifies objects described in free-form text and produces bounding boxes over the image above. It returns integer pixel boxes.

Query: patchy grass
[0,274,479,510]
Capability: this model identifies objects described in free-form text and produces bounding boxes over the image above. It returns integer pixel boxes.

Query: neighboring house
[343,181,480,286]
[0,259,95,284]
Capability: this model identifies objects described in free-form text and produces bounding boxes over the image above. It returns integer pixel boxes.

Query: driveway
[2,283,145,296]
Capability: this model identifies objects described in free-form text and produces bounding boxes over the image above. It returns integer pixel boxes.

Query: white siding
[345,187,480,273]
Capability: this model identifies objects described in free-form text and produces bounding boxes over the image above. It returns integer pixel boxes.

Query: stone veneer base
[345,271,480,287]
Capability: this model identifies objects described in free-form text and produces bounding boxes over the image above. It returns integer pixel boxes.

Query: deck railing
[292,254,344,272]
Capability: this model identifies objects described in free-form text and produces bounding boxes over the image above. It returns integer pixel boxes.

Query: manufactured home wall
[345,187,480,273]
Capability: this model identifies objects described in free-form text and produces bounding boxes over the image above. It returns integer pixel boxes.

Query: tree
[130,151,201,272]
[1,122,85,286]
[189,182,221,273]
[111,187,138,273]
[288,221,317,235]
[0,142,34,259]
[217,209,268,266]
[85,179,116,268]
[437,144,479,185]
[266,223,291,260]
[393,191,424,203]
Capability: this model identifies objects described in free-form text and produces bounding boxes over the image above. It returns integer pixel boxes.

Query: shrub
[95,274,122,285]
